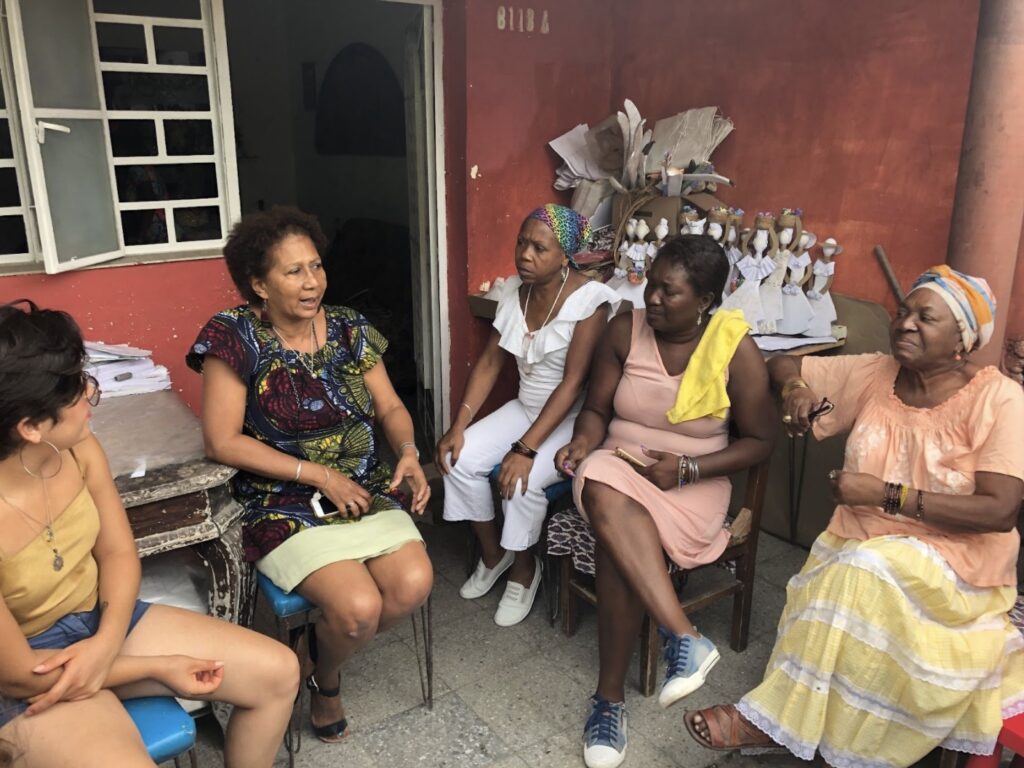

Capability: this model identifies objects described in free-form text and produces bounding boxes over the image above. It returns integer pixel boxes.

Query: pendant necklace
[521,267,569,372]
[0,484,63,571]
[273,318,320,377]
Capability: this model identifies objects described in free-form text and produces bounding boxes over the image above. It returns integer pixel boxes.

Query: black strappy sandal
[305,625,349,742]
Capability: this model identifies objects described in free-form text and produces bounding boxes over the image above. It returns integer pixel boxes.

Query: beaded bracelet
[882,481,904,516]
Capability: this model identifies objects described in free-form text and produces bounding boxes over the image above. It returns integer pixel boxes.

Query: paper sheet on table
[85,341,152,361]
[754,335,838,352]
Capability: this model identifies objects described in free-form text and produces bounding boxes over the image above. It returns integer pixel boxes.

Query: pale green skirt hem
[255,508,424,592]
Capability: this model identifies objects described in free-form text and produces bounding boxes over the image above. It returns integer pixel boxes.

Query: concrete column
[947,0,1024,367]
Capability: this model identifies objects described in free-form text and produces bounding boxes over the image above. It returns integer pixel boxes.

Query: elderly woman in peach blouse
[686,266,1024,768]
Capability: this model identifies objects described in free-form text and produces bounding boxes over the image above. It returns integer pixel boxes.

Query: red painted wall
[446,0,613,413]
[0,260,239,412]
[608,0,980,310]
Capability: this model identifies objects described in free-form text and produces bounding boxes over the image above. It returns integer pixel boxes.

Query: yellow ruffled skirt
[738,532,1024,768]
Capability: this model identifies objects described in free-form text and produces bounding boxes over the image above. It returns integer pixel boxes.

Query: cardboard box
[611,190,728,239]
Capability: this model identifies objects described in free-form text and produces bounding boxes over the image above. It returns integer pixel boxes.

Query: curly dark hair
[223,207,328,305]
[0,300,87,460]
[655,234,730,309]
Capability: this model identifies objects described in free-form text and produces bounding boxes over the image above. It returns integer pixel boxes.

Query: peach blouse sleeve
[799,353,892,439]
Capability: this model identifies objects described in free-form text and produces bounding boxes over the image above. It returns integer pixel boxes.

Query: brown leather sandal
[684,705,778,752]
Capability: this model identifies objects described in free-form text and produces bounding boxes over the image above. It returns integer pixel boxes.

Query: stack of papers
[85,341,171,398]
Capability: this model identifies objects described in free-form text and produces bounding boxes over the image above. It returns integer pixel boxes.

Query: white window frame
[0,27,34,267]
[0,0,239,274]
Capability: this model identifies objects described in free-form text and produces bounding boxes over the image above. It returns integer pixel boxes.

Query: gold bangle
[781,378,810,399]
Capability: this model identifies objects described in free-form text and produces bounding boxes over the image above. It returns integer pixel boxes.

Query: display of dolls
[777,228,816,335]
[759,207,801,335]
[609,217,652,308]
[705,206,736,299]
[805,236,842,337]
[679,205,706,235]
[720,211,777,332]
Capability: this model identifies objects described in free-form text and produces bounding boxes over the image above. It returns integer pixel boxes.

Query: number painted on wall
[496,6,549,34]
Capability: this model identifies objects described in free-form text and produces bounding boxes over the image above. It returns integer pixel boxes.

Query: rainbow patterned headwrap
[909,265,996,353]
[527,204,591,268]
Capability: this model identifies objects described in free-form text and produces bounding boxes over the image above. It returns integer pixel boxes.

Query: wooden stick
[873,245,905,302]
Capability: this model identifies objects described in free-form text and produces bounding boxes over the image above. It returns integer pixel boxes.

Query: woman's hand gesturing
[633,447,680,491]
[390,452,431,515]
[498,451,533,500]
[317,465,372,518]
[555,439,589,478]
[435,427,465,476]
[781,387,820,437]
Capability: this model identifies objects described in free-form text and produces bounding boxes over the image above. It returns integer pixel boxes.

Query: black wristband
[510,440,538,459]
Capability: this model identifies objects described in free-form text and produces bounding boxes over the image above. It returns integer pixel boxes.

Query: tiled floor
[179,522,945,768]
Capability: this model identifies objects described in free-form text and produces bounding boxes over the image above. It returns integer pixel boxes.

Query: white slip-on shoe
[493,556,541,627]
[459,550,514,599]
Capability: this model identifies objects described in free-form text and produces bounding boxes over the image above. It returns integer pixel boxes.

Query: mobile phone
[310,491,340,519]
[614,447,647,469]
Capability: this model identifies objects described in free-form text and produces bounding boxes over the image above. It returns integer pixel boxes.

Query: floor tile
[459,652,593,751]
[356,691,511,767]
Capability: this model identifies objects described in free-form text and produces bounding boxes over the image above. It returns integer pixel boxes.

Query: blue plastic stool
[123,696,197,766]
[256,571,433,767]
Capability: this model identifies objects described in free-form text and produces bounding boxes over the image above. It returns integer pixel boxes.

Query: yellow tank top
[0,482,100,638]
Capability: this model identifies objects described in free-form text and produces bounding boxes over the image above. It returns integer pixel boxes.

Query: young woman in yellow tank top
[0,301,299,768]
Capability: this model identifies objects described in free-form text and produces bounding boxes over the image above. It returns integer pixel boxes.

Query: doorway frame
[380,0,451,434]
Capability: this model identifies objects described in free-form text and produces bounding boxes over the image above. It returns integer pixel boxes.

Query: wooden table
[91,391,251,626]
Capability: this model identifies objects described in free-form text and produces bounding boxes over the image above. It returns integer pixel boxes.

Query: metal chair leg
[411,595,434,709]
[189,747,199,768]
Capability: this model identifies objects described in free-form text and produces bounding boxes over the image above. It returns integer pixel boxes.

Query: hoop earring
[260,299,271,324]
[20,439,63,480]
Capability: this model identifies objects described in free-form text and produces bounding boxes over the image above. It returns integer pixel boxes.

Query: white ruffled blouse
[492,276,621,417]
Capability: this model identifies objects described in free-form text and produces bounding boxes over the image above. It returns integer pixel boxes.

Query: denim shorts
[1,599,151,728]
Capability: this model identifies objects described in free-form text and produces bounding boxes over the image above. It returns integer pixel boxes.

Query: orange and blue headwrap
[909,265,996,352]
[527,204,591,268]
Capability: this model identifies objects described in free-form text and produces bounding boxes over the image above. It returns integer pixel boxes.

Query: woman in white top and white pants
[437,205,619,626]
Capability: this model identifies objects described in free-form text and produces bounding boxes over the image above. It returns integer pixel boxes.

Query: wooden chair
[551,458,770,696]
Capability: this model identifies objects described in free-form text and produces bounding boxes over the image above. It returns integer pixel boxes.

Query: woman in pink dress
[556,235,776,768]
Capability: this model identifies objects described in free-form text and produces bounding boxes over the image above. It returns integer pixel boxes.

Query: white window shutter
[6,0,124,273]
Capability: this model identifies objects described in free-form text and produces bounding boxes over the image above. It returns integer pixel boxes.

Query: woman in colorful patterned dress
[189,207,432,743]
[685,266,1024,768]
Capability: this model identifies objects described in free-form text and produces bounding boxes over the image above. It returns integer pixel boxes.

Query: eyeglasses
[79,373,101,407]
[807,397,834,423]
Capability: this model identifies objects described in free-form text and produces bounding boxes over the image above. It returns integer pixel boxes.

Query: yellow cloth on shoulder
[666,308,750,423]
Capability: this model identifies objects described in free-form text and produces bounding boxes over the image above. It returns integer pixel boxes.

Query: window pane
[103,72,209,111]
[164,119,213,155]
[174,206,220,241]
[0,216,28,255]
[109,120,158,156]
[115,163,216,201]
[38,120,120,263]
[121,209,167,245]
[21,0,101,109]
[154,27,205,66]
[93,0,201,19]
[0,168,20,207]
[0,121,12,160]
[96,22,147,64]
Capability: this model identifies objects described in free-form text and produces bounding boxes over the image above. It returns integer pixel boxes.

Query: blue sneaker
[583,695,627,768]
[658,629,720,708]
